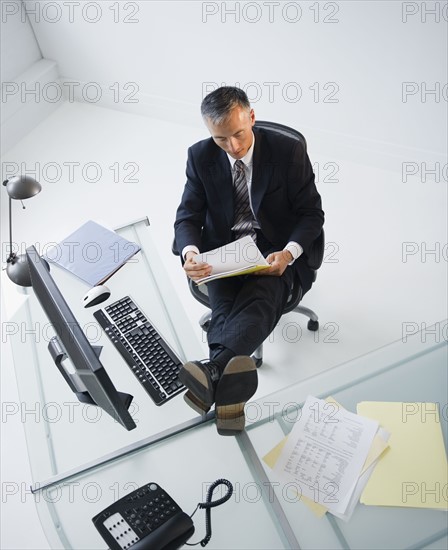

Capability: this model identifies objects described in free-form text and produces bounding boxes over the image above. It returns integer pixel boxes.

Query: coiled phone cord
[186,478,233,547]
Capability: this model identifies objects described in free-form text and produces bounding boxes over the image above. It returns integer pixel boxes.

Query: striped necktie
[232,160,256,242]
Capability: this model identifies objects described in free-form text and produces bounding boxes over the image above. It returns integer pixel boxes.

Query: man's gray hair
[201,87,251,125]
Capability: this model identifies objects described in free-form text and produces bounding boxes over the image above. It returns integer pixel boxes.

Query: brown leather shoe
[178,360,221,415]
[215,356,258,436]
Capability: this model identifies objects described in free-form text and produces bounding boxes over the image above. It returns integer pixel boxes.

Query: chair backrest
[255,120,307,151]
[255,120,324,272]
[307,228,325,273]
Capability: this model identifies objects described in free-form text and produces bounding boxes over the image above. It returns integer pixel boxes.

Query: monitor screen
[26,245,136,431]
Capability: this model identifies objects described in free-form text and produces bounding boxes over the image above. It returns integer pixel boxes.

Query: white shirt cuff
[284,241,303,265]
[182,245,200,261]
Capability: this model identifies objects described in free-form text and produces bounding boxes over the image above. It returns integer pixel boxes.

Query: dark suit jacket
[174,127,324,294]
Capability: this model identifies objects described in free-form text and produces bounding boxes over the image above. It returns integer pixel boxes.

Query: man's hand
[257,250,293,277]
[183,251,212,282]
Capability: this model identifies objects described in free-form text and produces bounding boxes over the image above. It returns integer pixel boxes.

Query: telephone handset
[92,480,233,550]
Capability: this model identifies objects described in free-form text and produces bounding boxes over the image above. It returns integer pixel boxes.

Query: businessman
[175,87,324,434]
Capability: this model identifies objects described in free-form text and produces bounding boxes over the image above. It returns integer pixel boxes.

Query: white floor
[1,101,447,549]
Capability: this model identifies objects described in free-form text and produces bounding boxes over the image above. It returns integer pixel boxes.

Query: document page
[273,396,379,514]
[194,236,269,284]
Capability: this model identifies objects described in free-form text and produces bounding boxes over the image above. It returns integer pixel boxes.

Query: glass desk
[6,219,447,548]
[241,331,447,550]
[13,313,448,546]
[7,217,207,484]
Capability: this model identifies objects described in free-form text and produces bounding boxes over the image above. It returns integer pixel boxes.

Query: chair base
[199,311,212,331]
[251,347,263,368]
[294,305,319,331]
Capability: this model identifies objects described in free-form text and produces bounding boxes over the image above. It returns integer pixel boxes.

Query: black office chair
[173,120,325,367]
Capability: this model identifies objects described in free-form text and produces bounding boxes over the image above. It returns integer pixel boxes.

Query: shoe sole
[179,361,215,414]
[183,390,211,415]
[215,356,258,436]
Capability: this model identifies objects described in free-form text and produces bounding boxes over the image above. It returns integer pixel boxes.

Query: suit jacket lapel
[203,149,234,229]
[251,128,273,217]
[203,129,274,231]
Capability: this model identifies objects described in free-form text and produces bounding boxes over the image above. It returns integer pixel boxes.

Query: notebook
[44,220,140,286]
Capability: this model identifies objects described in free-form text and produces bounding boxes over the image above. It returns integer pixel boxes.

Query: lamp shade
[3,175,41,200]
[6,254,33,287]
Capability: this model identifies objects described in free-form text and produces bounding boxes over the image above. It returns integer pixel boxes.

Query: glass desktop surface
[9,218,205,483]
[243,337,448,550]
[30,330,447,549]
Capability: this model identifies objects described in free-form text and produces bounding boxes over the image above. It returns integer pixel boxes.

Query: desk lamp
[3,175,42,287]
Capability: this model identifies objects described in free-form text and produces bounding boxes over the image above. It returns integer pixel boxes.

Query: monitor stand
[48,336,133,409]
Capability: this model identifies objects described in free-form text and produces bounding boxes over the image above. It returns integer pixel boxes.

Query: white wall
[20,0,447,168]
[1,0,42,81]
[1,1,64,152]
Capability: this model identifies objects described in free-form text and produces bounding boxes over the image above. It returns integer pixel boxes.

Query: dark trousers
[206,231,296,358]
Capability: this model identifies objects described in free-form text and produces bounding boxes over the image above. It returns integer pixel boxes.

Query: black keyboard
[94,296,185,406]
[92,481,194,550]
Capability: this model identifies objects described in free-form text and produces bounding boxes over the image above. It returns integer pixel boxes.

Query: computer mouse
[82,285,111,308]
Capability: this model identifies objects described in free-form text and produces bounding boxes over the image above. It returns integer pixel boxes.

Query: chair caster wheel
[307,319,319,331]
[201,320,211,332]
[251,356,263,369]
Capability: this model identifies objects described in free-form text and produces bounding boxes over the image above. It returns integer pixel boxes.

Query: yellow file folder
[357,401,448,510]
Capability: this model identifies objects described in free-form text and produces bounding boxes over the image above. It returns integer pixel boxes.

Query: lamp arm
[3,180,14,263]
[7,195,14,263]
[3,175,42,269]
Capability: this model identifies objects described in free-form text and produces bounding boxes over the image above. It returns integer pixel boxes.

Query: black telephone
[92,480,233,550]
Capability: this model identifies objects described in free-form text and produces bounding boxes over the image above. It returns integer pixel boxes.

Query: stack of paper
[264,397,448,520]
[193,236,269,285]
[263,396,390,521]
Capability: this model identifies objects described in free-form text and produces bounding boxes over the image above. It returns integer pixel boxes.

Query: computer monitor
[26,245,136,431]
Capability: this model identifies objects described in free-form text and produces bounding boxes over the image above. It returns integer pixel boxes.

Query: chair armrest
[188,278,211,308]
[172,238,180,257]
[173,237,211,306]
[306,229,325,271]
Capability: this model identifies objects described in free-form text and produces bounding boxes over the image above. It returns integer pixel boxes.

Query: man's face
[204,106,255,160]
